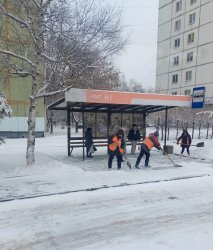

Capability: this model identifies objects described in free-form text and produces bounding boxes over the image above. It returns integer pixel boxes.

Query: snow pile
[0,94,12,145]
[0,94,12,119]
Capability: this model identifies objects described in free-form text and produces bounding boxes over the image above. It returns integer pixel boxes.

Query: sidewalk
[1,133,213,202]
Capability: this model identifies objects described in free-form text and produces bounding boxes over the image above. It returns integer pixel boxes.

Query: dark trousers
[135,148,150,167]
[181,146,190,154]
[86,145,92,157]
[108,154,122,169]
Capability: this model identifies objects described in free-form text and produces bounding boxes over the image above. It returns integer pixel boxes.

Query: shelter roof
[48,88,191,114]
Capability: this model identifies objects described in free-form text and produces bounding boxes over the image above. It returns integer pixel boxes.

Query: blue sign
[192,87,205,109]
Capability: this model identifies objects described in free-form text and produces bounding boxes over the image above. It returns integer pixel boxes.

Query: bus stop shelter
[49,88,191,159]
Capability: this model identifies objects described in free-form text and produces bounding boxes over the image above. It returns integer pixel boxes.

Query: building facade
[0,0,45,138]
[156,0,213,104]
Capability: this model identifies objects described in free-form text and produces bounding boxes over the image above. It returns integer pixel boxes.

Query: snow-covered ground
[0,128,213,249]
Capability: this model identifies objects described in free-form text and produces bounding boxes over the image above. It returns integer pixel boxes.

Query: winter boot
[145,160,149,168]
[135,165,140,169]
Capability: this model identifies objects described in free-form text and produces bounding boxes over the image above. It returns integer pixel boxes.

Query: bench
[69,137,143,156]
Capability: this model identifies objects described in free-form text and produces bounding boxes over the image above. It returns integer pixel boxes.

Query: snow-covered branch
[43,0,54,9]
[36,84,73,98]
[0,3,37,45]
[31,0,42,9]
[0,49,36,68]
[41,53,56,63]
[196,111,213,119]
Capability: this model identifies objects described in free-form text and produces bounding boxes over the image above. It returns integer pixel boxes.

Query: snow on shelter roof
[49,88,191,114]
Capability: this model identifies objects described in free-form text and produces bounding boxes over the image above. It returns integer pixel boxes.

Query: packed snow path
[1,175,213,250]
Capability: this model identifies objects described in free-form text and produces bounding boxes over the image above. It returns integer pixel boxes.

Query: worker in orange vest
[135,131,161,169]
[108,129,125,170]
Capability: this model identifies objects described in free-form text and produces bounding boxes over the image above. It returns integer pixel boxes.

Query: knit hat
[154,131,159,137]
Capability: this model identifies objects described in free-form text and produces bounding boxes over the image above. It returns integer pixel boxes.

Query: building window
[184,89,191,95]
[173,56,179,66]
[187,52,193,62]
[176,1,182,12]
[186,71,192,81]
[172,91,177,95]
[172,74,178,83]
[174,38,180,48]
[190,0,197,5]
[175,20,181,30]
[189,13,196,25]
[188,33,194,44]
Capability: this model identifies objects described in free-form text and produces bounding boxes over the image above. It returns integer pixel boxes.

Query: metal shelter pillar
[82,108,85,160]
[67,109,71,156]
[164,107,168,147]
[143,111,146,139]
[107,112,111,137]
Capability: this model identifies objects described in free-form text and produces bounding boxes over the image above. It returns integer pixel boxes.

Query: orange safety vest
[143,137,155,150]
[109,136,124,154]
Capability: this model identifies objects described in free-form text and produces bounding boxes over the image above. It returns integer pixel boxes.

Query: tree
[129,79,145,93]
[196,111,213,139]
[0,93,12,145]
[118,77,145,93]
[0,0,127,165]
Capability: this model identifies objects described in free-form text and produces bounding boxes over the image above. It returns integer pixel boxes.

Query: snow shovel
[173,142,204,147]
[161,148,183,168]
[123,154,132,169]
[191,142,204,147]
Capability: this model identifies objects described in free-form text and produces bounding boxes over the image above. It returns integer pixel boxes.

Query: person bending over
[135,131,161,169]
[108,129,125,170]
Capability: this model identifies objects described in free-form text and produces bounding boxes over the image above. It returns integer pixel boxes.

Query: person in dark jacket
[127,124,141,155]
[177,129,192,158]
[85,127,93,158]
[135,131,161,169]
[108,129,125,170]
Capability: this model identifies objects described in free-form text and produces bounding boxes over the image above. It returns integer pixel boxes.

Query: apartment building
[156,0,213,104]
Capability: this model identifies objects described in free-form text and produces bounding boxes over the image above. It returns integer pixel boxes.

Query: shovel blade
[196,142,204,147]
[174,164,183,167]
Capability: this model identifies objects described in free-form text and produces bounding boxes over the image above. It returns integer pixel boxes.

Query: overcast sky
[110,0,159,89]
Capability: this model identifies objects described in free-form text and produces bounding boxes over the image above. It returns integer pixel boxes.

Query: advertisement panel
[133,114,144,135]
[110,113,122,131]
[84,112,96,135]
[96,113,108,137]
[122,113,133,134]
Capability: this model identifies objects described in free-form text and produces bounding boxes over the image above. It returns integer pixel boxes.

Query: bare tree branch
[43,0,54,9]
[31,0,42,9]
[36,84,73,98]
[0,3,37,45]
[41,53,56,63]
[0,49,36,68]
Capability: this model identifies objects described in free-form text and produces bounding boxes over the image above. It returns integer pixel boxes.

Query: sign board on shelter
[65,88,192,107]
